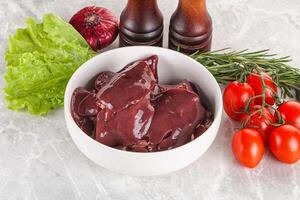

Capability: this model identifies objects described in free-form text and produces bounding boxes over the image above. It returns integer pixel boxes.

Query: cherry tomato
[241,105,275,143]
[232,128,264,168]
[269,125,300,164]
[276,101,300,131]
[246,73,278,106]
[223,81,255,121]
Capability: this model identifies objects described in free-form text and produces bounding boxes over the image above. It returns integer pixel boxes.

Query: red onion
[70,6,119,51]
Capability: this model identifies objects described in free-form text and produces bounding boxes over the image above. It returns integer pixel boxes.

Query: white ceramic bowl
[64,46,222,176]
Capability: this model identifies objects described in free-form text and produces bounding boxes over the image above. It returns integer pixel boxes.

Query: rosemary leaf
[191,49,300,100]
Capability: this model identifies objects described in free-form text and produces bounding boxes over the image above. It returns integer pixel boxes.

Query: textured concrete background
[0,0,300,199]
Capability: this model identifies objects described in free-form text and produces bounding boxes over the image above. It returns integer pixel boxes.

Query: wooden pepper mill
[169,0,212,54]
[119,0,164,47]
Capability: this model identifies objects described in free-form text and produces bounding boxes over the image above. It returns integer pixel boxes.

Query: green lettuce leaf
[4,14,95,115]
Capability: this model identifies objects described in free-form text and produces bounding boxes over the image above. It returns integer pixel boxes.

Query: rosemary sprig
[191,49,300,100]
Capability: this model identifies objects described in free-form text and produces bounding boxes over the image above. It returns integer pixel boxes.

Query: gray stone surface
[0,0,300,199]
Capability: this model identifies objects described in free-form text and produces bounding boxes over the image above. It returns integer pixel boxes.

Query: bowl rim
[64,46,223,156]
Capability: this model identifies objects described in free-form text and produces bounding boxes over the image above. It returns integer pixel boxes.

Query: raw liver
[71,55,212,152]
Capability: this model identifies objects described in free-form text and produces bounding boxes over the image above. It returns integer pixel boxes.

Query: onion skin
[70,6,119,51]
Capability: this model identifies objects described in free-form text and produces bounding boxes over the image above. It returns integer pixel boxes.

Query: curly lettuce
[4,14,95,115]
